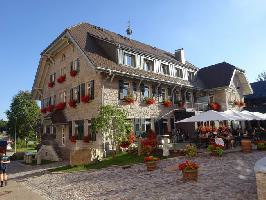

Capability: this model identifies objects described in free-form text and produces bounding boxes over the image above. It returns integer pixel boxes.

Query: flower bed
[207,144,224,156]
[70,70,78,77]
[55,102,66,111]
[144,97,156,105]
[81,95,90,103]
[69,100,77,108]
[48,82,55,88]
[162,100,172,107]
[57,75,66,83]
[46,105,54,112]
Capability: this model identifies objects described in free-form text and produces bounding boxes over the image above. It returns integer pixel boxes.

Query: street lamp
[14,117,17,153]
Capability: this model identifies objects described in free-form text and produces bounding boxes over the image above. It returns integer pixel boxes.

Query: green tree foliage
[6,91,40,140]
[257,72,266,81]
[0,119,7,132]
[93,105,132,150]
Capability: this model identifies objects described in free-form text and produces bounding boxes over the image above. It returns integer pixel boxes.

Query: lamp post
[14,117,17,153]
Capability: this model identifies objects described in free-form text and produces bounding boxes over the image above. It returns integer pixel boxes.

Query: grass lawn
[50,152,146,173]
[16,146,37,153]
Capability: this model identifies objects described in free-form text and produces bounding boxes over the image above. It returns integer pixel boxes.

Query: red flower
[178,160,199,171]
[81,95,90,103]
[210,102,221,111]
[55,102,66,111]
[145,98,156,105]
[68,100,77,108]
[41,108,47,113]
[46,105,54,112]
[57,75,66,83]
[48,82,55,88]
[124,95,134,104]
[70,70,78,77]
[162,100,172,107]
[144,156,159,162]
[141,130,157,148]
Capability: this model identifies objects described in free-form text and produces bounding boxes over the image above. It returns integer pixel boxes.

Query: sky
[1,0,266,120]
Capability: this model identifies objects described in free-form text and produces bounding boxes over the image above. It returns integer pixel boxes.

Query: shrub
[185,144,197,157]
[207,144,224,156]
[257,142,266,150]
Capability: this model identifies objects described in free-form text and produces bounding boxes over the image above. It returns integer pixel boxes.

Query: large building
[32,22,252,162]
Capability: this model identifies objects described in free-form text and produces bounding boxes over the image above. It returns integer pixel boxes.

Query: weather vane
[126,19,133,38]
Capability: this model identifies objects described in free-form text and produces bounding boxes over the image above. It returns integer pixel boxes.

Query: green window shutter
[70,88,73,101]
[68,121,72,139]
[70,61,73,71]
[118,80,124,99]
[77,59,80,72]
[90,80,94,100]
[81,83,86,97]
[77,85,80,103]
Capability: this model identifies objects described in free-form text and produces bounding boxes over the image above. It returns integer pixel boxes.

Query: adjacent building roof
[245,81,266,99]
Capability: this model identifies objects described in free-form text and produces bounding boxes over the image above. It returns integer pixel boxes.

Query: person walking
[0,153,10,187]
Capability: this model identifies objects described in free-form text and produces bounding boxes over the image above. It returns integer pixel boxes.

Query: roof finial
[126,19,133,39]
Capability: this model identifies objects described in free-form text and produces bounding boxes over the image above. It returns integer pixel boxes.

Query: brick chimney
[175,48,186,64]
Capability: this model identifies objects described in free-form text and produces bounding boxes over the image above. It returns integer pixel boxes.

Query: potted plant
[46,105,54,112]
[48,82,55,88]
[124,94,135,104]
[41,108,47,114]
[69,100,77,108]
[55,102,66,111]
[207,144,224,156]
[162,100,172,107]
[81,95,90,103]
[57,75,66,83]
[144,156,160,171]
[184,144,197,157]
[144,97,156,105]
[178,160,199,181]
[70,70,78,77]
[241,138,252,153]
[256,141,266,150]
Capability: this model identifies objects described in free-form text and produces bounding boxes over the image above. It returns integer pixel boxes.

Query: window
[118,80,130,99]
[141,85,150,98]
[158,87,167,102]
[70,86,80,103]
[143,59,154,71]
[61,126,65,146]
[161,88,166,101]
[50,95,56,105]
[74,120,84,140]
[123,53,135,67]
[161,64,170,75]
[59,91,66,103]
[70,58,80,72]
[188,71,195,81]
[88,119,96,141]
[68,121,72,139]
[61,54,66,62]
[175,67,183,78]
[60,67,66,76]
[50,73,56,83]
[209,96,214,104]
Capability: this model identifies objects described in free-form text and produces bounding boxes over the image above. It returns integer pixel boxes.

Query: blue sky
[1,0,266,120]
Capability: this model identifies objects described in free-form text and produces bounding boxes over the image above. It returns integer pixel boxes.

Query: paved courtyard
[7,151,266,200]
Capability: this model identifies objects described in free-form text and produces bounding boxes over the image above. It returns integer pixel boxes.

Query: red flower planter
[48,82,55,88]
[70,70,78,77]
[57,75,66,83]
[41,108,47,114]
[69,100,77,108]
[210,102,221,111]
[145,98,156,105]
[55,102,66,111]
[46,105,54,112]
[124,96,134,104]
[81,95,90,103]
[162,100,172,107]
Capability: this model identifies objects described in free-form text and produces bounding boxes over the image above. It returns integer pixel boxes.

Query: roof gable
[245,81,266,99]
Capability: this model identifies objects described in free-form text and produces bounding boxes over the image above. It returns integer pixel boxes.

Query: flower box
[144,97,156,105]
[144,156,160,171]
[83,136,89,143]
[178,160,199,181]
[41,108,47,114]
[81,95,90,103]
[241,139,252,153]
[57,75,66,83]
[68,100,77,108]
[70,70,78,77]
[55,102,66,111]
[48,82,55,88]
[210,102,221,111]
[162,100,172,107]
[124,95,134,104]
[46,105,54,112]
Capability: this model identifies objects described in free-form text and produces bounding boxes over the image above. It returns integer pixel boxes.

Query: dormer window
[188,71,195,81]
[161,64,170,75]
[123,53,135,67]
[175,67,183,78]
[143,59,154,71]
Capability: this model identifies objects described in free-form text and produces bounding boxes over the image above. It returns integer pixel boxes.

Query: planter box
[182,169,198,181]
[241,139,252,153]
[145,161,158,171]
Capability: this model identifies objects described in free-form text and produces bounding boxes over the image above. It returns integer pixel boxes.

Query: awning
[43,110,68,125]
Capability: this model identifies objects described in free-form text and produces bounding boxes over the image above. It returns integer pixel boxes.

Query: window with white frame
[123,53,135,67]
[60,91,66,103]
[143,59,154,71]
[70,58,80,72]
[51,95,56,105]
[142,85,150,98]
[188,71,195,81]
[88,119,96,141]
[60,67,66,76]
[50,73,56,83]
[175,67,183,78]
[118,80,130,99]
[161,64,170,75]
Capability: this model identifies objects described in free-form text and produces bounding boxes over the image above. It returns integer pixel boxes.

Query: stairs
[39,134,62,161]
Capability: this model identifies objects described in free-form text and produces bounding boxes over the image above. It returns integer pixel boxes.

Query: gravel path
[14,151,265,200]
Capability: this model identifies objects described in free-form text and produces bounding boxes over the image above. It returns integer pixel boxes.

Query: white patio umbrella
[175,110,233,123]
[251,112,266,120]
[223,110,250,121]
[241,110,265,120]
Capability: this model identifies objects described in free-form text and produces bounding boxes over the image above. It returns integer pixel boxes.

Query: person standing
[0,153,10,187]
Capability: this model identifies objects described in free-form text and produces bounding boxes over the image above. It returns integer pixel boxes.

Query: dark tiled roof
[194,62,237,89]
[245,81,266,99]
[66,23,196,87]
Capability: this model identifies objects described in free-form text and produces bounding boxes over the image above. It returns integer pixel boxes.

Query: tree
[257,72,266,81]
[6,91,40,140]
[0,119,7,132]
[93,105,132,156]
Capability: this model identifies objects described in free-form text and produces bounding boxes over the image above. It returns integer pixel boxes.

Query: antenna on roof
[126,19,133,39]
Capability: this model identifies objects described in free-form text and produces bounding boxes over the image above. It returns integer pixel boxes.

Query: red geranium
[124,95,134,104]
[48,82,55,88]
[55,102,66,111]
[57,75,66,83]
[144,156,159,162]
[46,105,54,112]
[68,100,77,108]
[141,130,157,148]
[162,100,172,107]
[178,160,199,171]
[81,95,90,103]
[70,70,78,77]
[145,98,156,105]
[210,102,221,111]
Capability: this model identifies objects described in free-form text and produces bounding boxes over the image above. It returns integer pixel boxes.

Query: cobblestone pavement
[16,151,265,200]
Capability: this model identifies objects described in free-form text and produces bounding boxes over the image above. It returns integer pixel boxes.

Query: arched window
[61,54,66,62]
